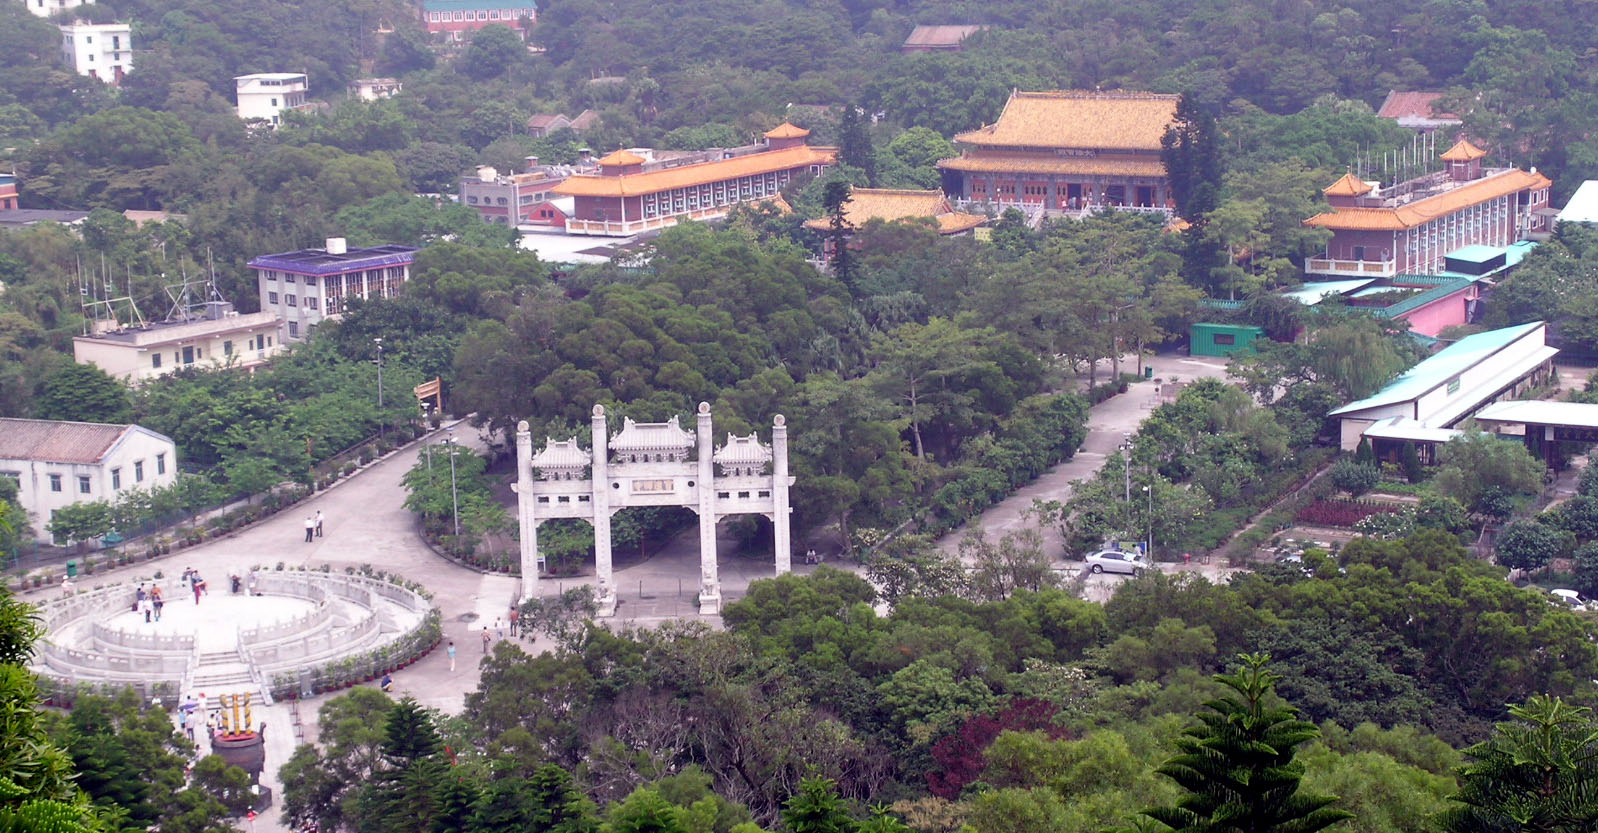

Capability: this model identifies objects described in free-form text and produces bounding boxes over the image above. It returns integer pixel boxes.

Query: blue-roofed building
[247,237,418,342]
[422,0,536,41]
[1328,321,1557,454]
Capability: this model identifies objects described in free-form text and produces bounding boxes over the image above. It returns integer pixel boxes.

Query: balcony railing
[953,198,1172,218]
[564,205,734,236]
[1305,257,1398,278]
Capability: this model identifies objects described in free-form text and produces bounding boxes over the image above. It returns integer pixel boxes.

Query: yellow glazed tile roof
[763,122,810,139]
[801,187,986,234]
[1440,139,1487,162]
[597,149,646,166]
[1323,172,1374,196]
[554,145,836,198]
[938,152,1166,178]
[1303,169,1552,231]
[953,91,1180,151]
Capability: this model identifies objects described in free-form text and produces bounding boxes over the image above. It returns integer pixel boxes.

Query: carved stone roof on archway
[611,416,694,452]
[713,433,772,466]
[531,437,590,471]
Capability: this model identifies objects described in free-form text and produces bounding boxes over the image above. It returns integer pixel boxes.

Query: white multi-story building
[19,0,92,18]
[59,22,132,85]
[234,73,310,126]
[247,238,418,342]
[348,77,402,101]
[72,302,285,384]
[0,419,178,543]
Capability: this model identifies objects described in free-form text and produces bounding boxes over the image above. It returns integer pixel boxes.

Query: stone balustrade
[39,641,192,676]
[238,598,334,647]
[89,621,196,653]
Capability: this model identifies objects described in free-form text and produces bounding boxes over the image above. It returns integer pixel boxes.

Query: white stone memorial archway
[514,402,793,615]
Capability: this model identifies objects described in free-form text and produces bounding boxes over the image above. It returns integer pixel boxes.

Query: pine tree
[780,777,854,833]
[823,180,856,290]
[1125,654,1353,833]
[1401,442,1425,484]
[1354,438,1376,467]
[431,777,479,833]
[383,697,443,761]
[837,104,876,186]
[1159,93,1223,222]
[1436,696,1598,832]
[527,764,599,833]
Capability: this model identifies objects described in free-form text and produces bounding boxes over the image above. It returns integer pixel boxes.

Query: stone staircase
[189,650,262,701]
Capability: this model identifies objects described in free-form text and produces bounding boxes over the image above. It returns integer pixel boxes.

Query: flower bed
[1294,498,1404,528]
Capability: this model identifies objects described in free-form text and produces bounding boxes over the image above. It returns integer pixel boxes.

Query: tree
[822,179,856,288]
[1161,93,1224,222]
[1495,519,1569,572]
[34,362,132,424]
[518,587,599,652]
[1433,432,1545,516]
[1123,654,1353,833]
[780,778,854,833]
[837,104,876,186]
[1329,459,1379,497]
[959,529,1059,602]
[1436,696,1598,833]
[459,25,526,80]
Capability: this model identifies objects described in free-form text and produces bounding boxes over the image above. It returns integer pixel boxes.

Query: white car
[1551,589,1596,611]
[1085,549,1150,576]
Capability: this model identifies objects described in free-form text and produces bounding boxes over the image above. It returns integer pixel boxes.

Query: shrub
[1496,519,1572,572]
[1330,459,1380,497]
[1295,499,1403,528]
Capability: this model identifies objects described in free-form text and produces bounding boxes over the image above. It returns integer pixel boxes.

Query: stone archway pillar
[515,421,539,604]
[591,405,616,616]
[772,414,792,575]
[696,402,720,614]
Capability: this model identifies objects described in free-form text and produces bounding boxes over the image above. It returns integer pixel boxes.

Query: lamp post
[1120,433,1132,548]
[421,403,433,471]
[446,428,460,538]
[1143,482,1153,557]
[374,337,384,436]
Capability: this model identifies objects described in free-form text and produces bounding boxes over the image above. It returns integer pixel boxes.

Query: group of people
[303,510,325,543]
[179,567,209,604]
[133,583,164,622]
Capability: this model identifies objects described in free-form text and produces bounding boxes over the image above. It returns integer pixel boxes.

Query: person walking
[178,707,190,741]
[140,595,153,624]
[151,586,164,622]
[493,618,503,639]
[481,626,491,653]
[304,516,315,543]
[446,640,456,672]
[192,575,203,605]
[247,572,259,596]
[507,607,519,637]
[60,575,74,598]
[315,510,324,538]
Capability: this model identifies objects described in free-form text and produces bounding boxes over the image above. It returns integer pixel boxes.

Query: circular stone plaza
[30,566,438,797]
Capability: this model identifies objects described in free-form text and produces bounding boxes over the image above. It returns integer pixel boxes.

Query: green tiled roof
[1374,278,1474,319]
[1329,321,1544,415]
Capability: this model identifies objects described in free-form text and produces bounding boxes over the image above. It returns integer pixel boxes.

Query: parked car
[1085,549,1150,576]
[1550,589,1596,611]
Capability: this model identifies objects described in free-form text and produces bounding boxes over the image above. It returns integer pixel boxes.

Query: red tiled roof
[0,418,137,464]
[903,24,987,48]
[1376,90,1458,121]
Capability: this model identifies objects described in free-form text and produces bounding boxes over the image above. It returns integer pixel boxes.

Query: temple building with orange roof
[801,187,987,237]
[1303,139,1552,278]
[552,123,836,236]
[937,90,1179,216]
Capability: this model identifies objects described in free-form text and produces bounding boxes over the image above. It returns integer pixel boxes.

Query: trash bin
[1144,365,1154,379]
[66,560,77,578]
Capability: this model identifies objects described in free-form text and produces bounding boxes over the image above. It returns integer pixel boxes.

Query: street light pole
[374,337,385,437]
[1121,433,1132,548]
[447,429,460,538]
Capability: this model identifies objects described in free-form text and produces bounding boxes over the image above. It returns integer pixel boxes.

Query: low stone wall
[238,598,334,647]
[38,640,191,676]
[89,621,196,653]
[246,613,381,670]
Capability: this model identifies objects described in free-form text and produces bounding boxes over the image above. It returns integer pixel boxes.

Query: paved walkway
[937,354,1232,557]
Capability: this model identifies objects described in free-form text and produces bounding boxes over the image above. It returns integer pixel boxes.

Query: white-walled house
[59,22,132,85]
[0,419,178,543]
[19,0,92,18]
[235,73,310,126]
[72,302,284,384]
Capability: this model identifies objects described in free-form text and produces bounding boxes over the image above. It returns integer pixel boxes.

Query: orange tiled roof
[598,149,646,166]
[553,145,837,198]
[1440,139,1487,162]
[953,91,1180,152]
[1303,169,1552,231]
[1324,172,1374,197]
[764,122,810,139]
[800,187,986,234]
[938,152,1166,178]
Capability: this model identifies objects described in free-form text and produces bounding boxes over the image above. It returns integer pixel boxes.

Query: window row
[638,170,792,220]
[427,8,531,22]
